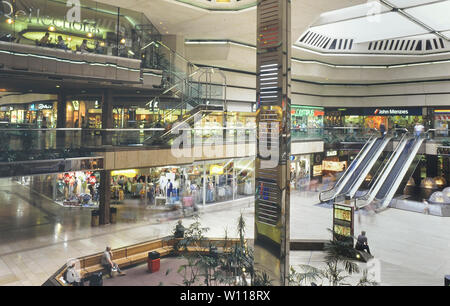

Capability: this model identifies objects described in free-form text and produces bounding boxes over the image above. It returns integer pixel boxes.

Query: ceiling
[306,0,450,43]
[97,0,450,67]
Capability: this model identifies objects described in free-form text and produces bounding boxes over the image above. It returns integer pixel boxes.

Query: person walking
[414,122,424,139]
[101,246,126,278]
[379,122,386,138]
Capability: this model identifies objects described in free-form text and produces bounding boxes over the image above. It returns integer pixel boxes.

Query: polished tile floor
[0,178,448,286]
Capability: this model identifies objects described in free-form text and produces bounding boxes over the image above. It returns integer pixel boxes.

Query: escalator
[357,135,425,211]
[339,136,391,198]
[320,134,381,202]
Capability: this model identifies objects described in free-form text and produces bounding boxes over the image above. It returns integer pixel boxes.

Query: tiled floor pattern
[0,179,448,286]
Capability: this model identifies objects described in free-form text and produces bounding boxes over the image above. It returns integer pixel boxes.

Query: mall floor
[0,178,448,286]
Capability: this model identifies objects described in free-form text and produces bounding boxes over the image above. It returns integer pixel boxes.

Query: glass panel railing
[0,0,161,65]
[0,127,256,162]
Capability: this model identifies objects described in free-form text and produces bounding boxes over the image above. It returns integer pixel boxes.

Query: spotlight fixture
[120,38,126,44]
[48,26,56,32]
[6,18,13,24]
[87,32,93,38]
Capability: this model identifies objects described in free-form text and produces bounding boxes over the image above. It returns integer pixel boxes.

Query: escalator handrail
[319,130,378,202]
[355,130,410,206]
[375,134,426,210]
[336,134,393,200]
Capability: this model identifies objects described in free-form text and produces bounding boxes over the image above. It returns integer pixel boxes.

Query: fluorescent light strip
[260,63,278,68]
[0,50,141,72]
[261,68,278,72]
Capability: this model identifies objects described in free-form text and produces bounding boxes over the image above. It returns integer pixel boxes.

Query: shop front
[55,171,100,207]
[290,154,312,190]
[109,157,255,207]
[433,109,450,137]
[29,171,100,207]
[0,102,57,127]
[325,107,424,132]
[291,105,324,139]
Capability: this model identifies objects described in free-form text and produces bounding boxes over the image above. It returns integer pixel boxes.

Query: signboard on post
[333,203,354,245]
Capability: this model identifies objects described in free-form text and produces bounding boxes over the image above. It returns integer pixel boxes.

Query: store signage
[374,108,409,116]
[1,0,101,34]
[210,165,224,175]
[29,103,53,111]
[323,160,347,172]
[435,109,450,114]
[292,107,324,117]
[326,150,338,157]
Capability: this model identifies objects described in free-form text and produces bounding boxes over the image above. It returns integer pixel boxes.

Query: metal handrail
[319,129,378,202]
[354,129,410,208]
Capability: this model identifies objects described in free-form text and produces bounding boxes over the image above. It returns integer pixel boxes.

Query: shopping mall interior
[0,0,449,287]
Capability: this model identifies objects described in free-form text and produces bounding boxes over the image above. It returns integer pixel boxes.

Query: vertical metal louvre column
[254,0,291,286]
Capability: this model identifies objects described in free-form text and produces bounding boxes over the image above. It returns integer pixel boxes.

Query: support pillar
[426,155,438,178]
[102,89,114,146]
[56,92,67,149]
[99,170,111,225]
[254,0,291,286]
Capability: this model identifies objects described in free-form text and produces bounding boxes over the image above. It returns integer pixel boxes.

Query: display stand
[332,202,355,245]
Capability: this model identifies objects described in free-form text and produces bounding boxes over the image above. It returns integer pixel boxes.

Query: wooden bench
[53,237,242,286]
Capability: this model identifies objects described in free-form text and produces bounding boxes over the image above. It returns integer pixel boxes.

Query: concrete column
[56,92,67,149]
[426,155,438,178]
[56,92,67,128]
[99,170,111,225]
[102,89,114,146]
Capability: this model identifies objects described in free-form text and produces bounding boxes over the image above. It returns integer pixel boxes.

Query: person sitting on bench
[355,231,371,255]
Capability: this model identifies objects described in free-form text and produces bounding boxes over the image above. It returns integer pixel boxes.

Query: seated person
[56,35,68,50]
[65,262,84,286]
[101,246,126,277]
[79,39,90,53]
[355,231,371,255]
[39,32,52,46]
[174,220,185,238]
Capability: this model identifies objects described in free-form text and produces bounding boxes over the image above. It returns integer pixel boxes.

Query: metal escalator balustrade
[355,129,410,208]
[319,129,378,203]
[374,135,426,211]
[342,135,392,199]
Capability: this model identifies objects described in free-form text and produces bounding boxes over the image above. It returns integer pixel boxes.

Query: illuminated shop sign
[327,107,422,116]
[291,106,324,117]
[434,109,450,114]
[326,150,338,157]
[29,103,53,111]
[1,0,100,34]
[374,108,409,115]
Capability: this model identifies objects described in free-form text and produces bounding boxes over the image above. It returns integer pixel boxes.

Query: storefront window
[55,171,100,207]
[290,155,311,190]
[292,106,324,139]
[434,109,450,137]
[108,158,255,208]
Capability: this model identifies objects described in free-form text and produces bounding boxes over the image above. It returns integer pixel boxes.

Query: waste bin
[91,210,99,227]
[445,275,450,286]
[110,207,117,224]
[148,251,160,273]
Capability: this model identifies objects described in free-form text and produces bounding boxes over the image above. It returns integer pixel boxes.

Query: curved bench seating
[48,236,241,286]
